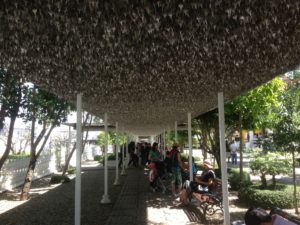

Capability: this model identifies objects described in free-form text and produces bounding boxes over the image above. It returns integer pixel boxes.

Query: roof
[1,1,299,135]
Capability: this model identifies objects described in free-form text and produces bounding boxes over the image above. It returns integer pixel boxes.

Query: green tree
[193,109,221,167]
[225,78,285,178]
[0,70,27,170]
[273,73,300,213]
[249,149,291,187]
[96,130,126,154]
[20,87,72,200]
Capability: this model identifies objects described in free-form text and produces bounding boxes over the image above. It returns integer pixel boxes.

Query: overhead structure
[1,1,299,136]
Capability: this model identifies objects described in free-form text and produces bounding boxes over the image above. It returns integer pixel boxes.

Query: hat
[203,159,213,169]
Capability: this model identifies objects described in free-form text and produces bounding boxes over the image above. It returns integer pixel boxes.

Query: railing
[0,154,56,192]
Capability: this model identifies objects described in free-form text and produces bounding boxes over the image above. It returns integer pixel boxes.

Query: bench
[191,178,223,217]
[231,207,300,225]
[270,207,300,225]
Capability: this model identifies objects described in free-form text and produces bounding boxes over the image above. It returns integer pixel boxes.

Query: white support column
[218,92,230,225]
[125,136,129,168]
[150,135,154,144]
[101,113,111,204]
[175,121,178,143]
[75,93,82,225]
[163,129,166,159]
[188,112,193,182]
[66,125,71,166]
[121,127,127,175]
[114,122,120,185]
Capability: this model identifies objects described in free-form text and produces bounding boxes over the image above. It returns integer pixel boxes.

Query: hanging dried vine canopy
[0,0,299,135]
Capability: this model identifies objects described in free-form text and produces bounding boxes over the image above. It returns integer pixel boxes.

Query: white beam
[75,93,82,225]
[218,92,230,225]
[114,122,120,185]
[188,112,193,181]
[101,113,111,204]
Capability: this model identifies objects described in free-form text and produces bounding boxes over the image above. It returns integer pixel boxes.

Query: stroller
[148,162,169,194]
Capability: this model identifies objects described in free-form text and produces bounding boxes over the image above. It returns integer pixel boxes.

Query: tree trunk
[62,112,91,175]
[0,80,22,170]
[261,174,267,188]
[239,114,244,180]
[272,175,276,186]
[20,117,36,200]
[62,143,76,176]
[292,148,299,214]
[0,115,17,170]
[20,157,37,200]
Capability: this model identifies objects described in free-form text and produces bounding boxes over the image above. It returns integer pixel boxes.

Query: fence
[0,154,56,192]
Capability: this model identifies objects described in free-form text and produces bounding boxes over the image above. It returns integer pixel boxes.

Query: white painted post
[114,122,120,185]
[175,121,178,143]
[218,92,230,225]
[66,125,71,166]
[125,136,129,168]
[101,113,111,204]
[188,112,193,182]
[150,135,154,144]
[75,93,82,225]
[163,129,166,159]
[121,127,127,175]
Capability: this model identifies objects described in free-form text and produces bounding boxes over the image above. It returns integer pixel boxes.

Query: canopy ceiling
[1,1,299,135]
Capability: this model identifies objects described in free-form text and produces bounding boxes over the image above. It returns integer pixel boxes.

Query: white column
[101,113,111,204]
[114,122,120,185]
[163,129,166,158]
[218,92,230,225]
[66,125,71,165]
[75,93,82,225]
[121,128,127,175]
[125,136,129,168]
[188,112,193,182]
[175,121,178,143]
[150,135,154,144]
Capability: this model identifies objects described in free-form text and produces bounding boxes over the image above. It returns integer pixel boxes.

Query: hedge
[228,168,252,190]
[238,184,300,209]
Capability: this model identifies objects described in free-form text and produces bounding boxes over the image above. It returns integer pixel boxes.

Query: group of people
[146,142,217,206]
[137,142,292,224]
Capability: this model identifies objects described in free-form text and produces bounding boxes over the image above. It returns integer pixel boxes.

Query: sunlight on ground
[0,183,61,215]
[147,206,190,225]
[0,199,27,214]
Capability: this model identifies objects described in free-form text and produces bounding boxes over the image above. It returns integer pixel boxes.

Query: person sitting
[179,159,215,205]
[244,207,272,225]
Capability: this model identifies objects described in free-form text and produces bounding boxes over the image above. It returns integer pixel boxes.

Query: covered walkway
[0,166,230,225]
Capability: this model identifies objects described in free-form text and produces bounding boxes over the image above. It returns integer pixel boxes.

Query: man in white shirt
[229,140,238,165]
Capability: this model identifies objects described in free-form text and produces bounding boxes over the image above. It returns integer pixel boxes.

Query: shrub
[228,168,252,190]
[94,155,103,161]
[180,153,189,161]
[50,174,71,184]
[107,153,116,160]
[238,184,297,209]
[67,167,76,174]
[193,156,201,162]
[8,153,30,159]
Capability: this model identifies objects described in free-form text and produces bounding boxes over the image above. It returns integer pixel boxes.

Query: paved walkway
[0,166,226,225]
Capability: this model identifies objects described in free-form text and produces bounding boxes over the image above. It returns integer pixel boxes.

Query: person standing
[170,143,184,197]
[229,140,238,165]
